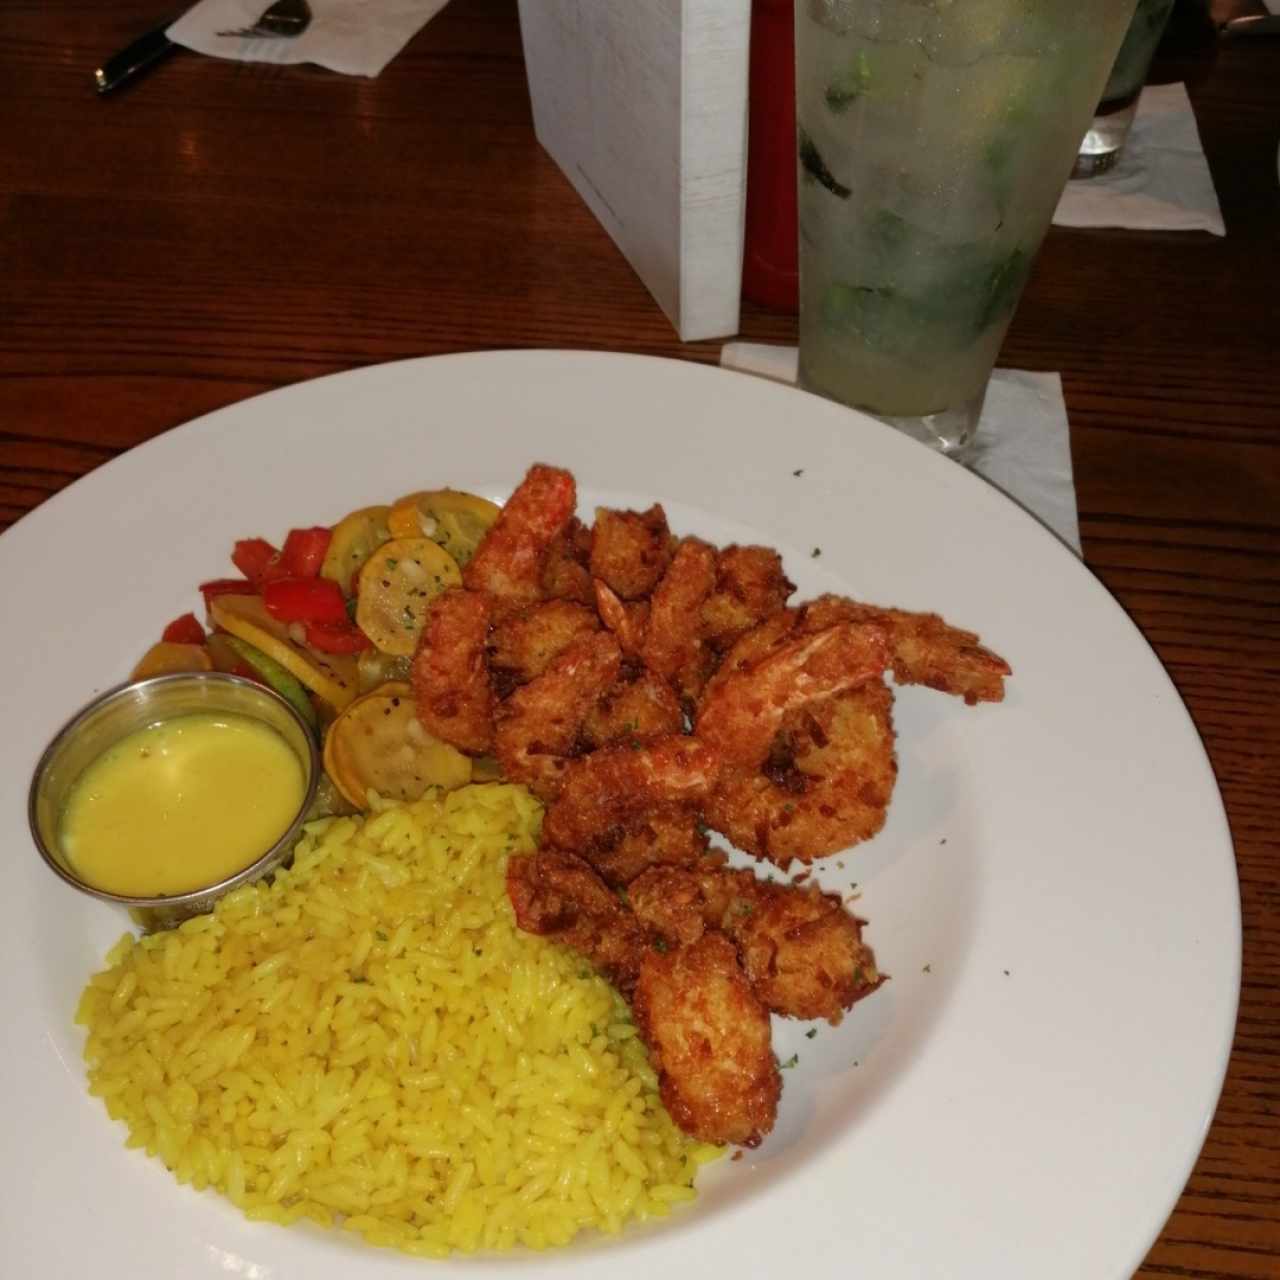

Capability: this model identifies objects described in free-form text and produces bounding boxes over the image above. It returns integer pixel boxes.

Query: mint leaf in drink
[799,127,852,199]
[975,249,1029,332]
[821,282,899,349]
[825,50,872,112]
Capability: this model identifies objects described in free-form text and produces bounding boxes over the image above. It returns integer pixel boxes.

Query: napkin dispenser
[517,0,751,342]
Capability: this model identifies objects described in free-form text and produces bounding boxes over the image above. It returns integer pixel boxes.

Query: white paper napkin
[719,343,1081,556]
[168,0,450,78]
[1053,82,1225,236]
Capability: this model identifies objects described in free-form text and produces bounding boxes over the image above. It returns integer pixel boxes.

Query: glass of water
[1075,0,1177,178]
[795,0,1138,458]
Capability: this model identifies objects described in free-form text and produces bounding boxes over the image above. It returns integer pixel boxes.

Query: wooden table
[2,3,1276,1275]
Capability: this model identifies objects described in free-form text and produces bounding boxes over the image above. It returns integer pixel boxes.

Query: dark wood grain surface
[2,2,1277,1275]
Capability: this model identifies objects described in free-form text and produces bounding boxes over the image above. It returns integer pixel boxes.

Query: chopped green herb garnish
[780,1054,799,1070]
[805,1028,818,1039]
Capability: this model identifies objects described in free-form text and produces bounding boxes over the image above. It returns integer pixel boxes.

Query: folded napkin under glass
[1053,82,1225,236]
[719,344,1082,558]
[168,0,450,77]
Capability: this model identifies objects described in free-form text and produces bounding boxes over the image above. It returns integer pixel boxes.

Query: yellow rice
[76,783,719,1256]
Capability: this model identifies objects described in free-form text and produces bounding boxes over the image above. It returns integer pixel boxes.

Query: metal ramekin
[29,672,320,932]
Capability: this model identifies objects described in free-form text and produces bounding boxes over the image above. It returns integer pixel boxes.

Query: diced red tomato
[231,538,282,586]
[161,612,206,645]
[262,576,348,626]
[304,622,372,654]
[199,578,257,611]
[280,526,332,578]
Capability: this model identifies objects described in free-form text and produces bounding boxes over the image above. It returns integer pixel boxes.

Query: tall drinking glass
[795,0,1138,458]
[1075,0,1176,178]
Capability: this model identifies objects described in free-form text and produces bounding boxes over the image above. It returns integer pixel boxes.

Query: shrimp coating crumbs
[695,620,890,768]
[633,933,781,1148]
[506,850,647,994]
[628,862,883,1023]
[559,809,708,890]
[798,594,1010,705]
[492,631,621,800]
[539,516,594,606]
[580,663,684,751]
[411,587,494,755]
[641,537,719,706]
[463,463,576,614]
[590,505,674,600]
[487,600,599,692]
[541,736,721,853]
[704,681,899,865]
[702,545,795,651]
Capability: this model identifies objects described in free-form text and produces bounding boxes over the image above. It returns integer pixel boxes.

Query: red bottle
[741,0,799,313]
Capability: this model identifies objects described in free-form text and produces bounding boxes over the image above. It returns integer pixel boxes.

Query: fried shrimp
[593,579,648,657]
[492,631,621,800]
[506,850,648,994]
[629,862,883,1023]
[568,811,709,889]
[581,663,684,750]
[540,515,595,606]
[633,933,781,1147]
[702,545,795,652]
[695,620,890,769]
[799,594,1011,705]
[590,504,674,600]
[541,735,720,853]
[641,537,719,705]
[463,463,576,614]
[704,680,898,865]
[410,587,494,755]
[487,600,599,693]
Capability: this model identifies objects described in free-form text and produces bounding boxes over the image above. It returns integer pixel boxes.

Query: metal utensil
[94,0,313,96]
[217,0,312,39]
[1220,14,1280,37]
[94,15,183,95]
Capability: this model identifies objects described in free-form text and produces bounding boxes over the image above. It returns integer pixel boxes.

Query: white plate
[0,351,1239,1279]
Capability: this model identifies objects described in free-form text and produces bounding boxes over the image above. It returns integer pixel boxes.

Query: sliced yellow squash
[322,682,471,809]
[209,594,358,711]
[321,504,391,592]
[386,489,500,566]
[355,538,461,657]
[131,642,213,680]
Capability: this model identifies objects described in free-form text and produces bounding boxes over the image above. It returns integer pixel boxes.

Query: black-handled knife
[94,23,181,95]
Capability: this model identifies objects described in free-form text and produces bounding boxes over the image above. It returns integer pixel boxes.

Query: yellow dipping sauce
[60,712,305,897]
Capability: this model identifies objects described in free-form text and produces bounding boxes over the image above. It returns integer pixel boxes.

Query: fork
[217,0,312,39]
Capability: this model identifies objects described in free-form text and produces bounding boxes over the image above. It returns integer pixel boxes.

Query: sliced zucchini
[386,489,500,566]
[209,594,358,711]
[322,682,471,809]
[321,504,391,593]
[220,634,318,730]
[355,537,461,657]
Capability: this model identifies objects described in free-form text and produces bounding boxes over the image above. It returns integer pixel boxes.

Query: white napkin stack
[719,344,1082,557]
[168,0,450,77]
[1053,83,1225,236]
